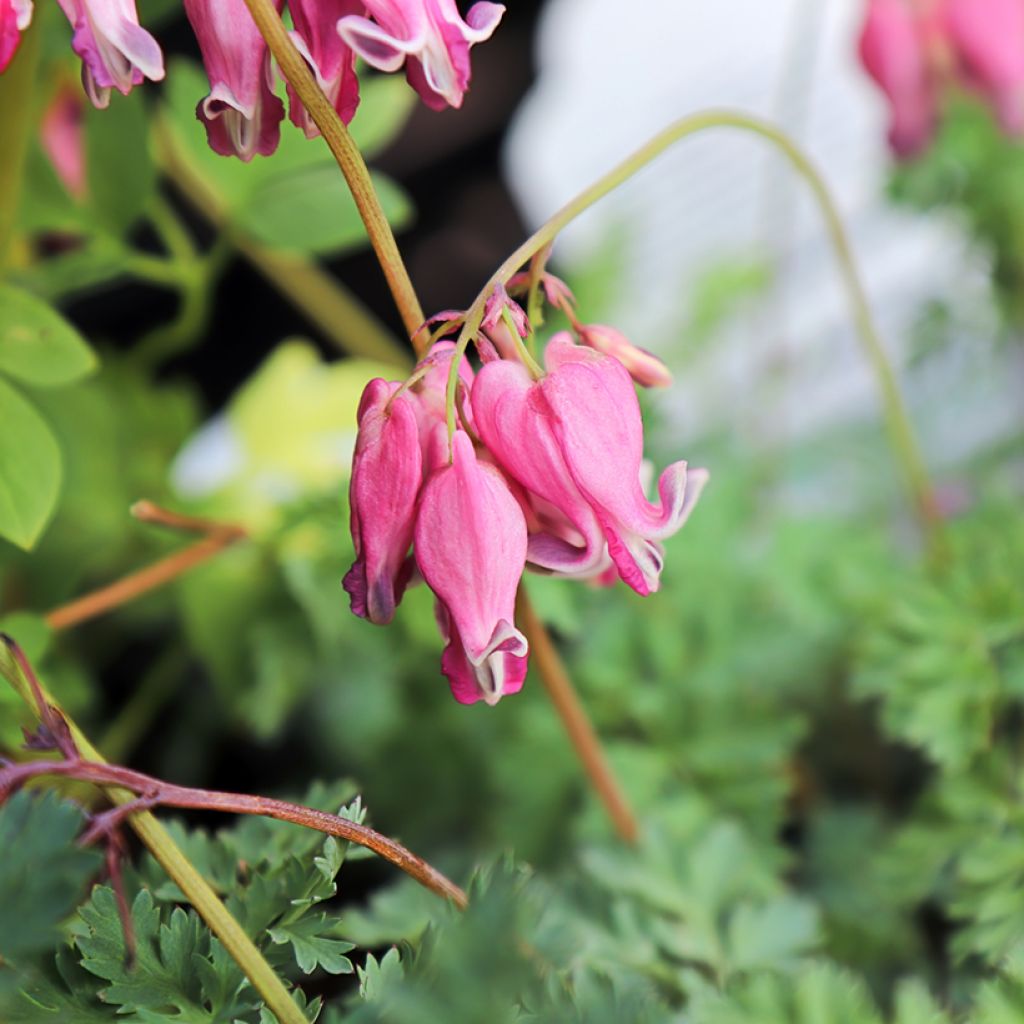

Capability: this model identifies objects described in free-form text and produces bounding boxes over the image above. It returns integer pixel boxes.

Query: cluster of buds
[0,0,503,160]
[859,0,1024,157]
[343,276,708,706]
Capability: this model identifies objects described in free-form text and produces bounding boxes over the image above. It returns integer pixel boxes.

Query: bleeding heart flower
[858,0,941,158]
[56,0,164,108]
[473,332,706,595]
[287,0,362,136]
[343,378,423,625]
[945,0,1024,135]
[183,0,285,160]
[414,430,528,705]
[576,323,673,389]
[338,0,504,110]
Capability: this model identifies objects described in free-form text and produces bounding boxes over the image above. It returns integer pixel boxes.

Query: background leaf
[0,284,97,387]
[0,377,62,550]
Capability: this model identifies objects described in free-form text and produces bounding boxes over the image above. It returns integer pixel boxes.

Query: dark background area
[65,1,547,408]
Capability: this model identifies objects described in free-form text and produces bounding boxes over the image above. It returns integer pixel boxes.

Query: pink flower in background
[338,0,505,110]
[41,84,87,199]
[183,0,285,160]
[858,0,939,157]
[414,430,528,705]
[56,0,164,107]
[343,378,423,625]
[575,323,673,389]
[0,0,31,74]
[288,0,362,136]
[945,0,1024,135]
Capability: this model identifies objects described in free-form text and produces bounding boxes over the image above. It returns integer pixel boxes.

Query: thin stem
[240,0,425,344]
[445,110,946,560]
[0,759,467,908]
[235,5,640,843]
[154,116,411,369]
[44,503,246,632]
[0,641,309,1024]
[516,588,639,844]
[0,18,40,269]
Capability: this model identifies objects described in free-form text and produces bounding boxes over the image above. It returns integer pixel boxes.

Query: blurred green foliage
[1,6,1024,1023]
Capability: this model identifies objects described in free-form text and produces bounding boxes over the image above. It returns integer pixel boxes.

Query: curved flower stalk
[343,286,707,702]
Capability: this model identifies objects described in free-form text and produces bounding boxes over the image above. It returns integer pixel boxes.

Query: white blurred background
[504,0,1022,470]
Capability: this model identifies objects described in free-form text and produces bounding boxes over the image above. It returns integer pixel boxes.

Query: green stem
[445,109,946,560]
[155,117,411,369]
[0,20,42,269]
[240,0,426,345]
[0,648,309,1024]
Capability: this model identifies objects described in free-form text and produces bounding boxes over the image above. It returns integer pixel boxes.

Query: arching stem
[444,110,946,563]
[243,0,642,843]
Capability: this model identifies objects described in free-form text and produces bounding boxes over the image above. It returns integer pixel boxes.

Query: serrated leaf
[0,792,101,961]
[76,889,238,1022]
[357,948,404,1003]
[268,915,354,975]
[0,376,62,549]
[0,284,97,386]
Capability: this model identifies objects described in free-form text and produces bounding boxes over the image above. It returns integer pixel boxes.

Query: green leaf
[0,611,53,663]
[0,793,101,962]
[85,89,156,235]
[0,284,97,386]
[76,888,248,1022]
[233,166,412,255]
[348,75,416,158]
[357,948,404,1003]
[0,376,62,549]
[268,915,355,975]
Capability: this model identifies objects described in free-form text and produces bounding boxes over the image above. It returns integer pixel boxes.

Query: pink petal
[415,430,528,702]
[858,0,937,158]
[472,353,608,577]
[343,379,423,625]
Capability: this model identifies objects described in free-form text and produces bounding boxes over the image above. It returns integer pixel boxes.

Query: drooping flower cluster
[0,0,502,160]
[343,277,708,706]
[859,0,1024,157]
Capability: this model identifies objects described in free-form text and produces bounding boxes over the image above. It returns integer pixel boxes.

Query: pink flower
[183,0,285,160]
[858,0,938,157]
[287,0,362,136]
[338,0,504,110]
[55,0,164,108]
[414,430,528,705]
[472,349,610,580]
[41,84,87,200]
[343,378,423,625]
[576,324,673,389]
[473,332,706,596]
[0,0,32,74]
[945,0,1024,135]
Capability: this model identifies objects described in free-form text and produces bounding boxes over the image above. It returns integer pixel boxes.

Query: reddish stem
[0,758,467,909]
